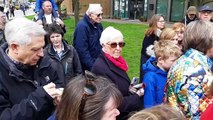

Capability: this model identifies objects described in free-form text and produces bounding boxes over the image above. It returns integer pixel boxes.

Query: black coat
[91,52,142,120]
[140,34,159,81]
[45,40,82,84]
[0,43,65,120]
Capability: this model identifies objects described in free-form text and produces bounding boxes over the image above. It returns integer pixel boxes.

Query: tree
[72,0,80,26]
[55,0,64,17]
[188,0,213,6]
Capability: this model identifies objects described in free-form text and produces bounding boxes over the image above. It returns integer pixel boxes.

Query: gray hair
[183,20,213,54]
[5,17,46,46]
[100,26,123,45]
[86,4,102,15]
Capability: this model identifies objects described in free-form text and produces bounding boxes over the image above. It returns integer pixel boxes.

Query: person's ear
[10,43,19,55]
[157,57,164,65]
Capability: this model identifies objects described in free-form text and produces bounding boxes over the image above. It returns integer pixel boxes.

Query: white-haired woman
[91,26,143,120]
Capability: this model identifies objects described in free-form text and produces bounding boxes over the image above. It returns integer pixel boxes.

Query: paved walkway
[103,18,173,27]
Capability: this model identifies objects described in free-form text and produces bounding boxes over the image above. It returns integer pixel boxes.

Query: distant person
[199,4,213,21]
[0,18,64,120]
[3,5,9,20]
[35,0,62,24]
[182,6,197,25]
[49,71,123,120]
[172,22,185,50]
[20,4,26,16]
[166,21,213,119]
[0,11,6,45]
[128,104,185,120]
[73,4,103,71]
[92,26,143,119]
[9,3,15,18]
[44,23,82,84]
[36,1,64,27]
[140,14,165,81]
[142,40,181,108]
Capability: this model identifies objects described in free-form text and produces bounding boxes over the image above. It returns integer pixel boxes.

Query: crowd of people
[0,1,213,120]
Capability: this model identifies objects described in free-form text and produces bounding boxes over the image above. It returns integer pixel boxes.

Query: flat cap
[199,4,213,12]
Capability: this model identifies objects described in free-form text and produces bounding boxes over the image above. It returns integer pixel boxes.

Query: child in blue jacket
[142,40,182,108]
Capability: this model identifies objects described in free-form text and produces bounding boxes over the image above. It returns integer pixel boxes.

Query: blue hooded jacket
[142,57,167,108]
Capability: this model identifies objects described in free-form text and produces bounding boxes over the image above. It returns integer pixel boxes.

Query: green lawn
[27,16,148,79]
[64,17,148,79]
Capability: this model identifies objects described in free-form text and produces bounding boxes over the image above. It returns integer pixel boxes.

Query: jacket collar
[0,43,51,80]
[47,40,70,60]
[83,14,99,29]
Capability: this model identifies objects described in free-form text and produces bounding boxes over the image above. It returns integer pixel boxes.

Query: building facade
[62,0,188,22]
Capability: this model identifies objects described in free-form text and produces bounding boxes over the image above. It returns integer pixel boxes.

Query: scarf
[104,52,128,72]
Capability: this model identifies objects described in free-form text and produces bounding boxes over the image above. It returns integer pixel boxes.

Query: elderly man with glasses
[199,4,213,21]
[73,4,103,71]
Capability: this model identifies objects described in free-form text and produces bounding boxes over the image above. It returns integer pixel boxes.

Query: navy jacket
[0,43,64,120]
[91,52,142,120]
[45,40,82,84]
[73,14,103,71]
[142,57,167,108]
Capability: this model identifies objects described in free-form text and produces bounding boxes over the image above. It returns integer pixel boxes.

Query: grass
[26,15,148,79]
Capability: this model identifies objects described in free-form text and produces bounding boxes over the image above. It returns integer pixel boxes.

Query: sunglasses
[107,42,125,48]
[79,70,96,115]
[189,14,196,16]
[93,13,103,17]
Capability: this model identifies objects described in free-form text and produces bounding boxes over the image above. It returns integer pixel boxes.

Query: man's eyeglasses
[189,14,196,16]
[107,42,125,48]
[79,70,96,115]
[93,13,103,17]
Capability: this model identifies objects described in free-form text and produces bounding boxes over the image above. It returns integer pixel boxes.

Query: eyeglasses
[79,70,96,115]
[93,13,103,17]
[175,31,184,34]
[200,11,212,14]
[189,14,196,16]
[107,42,125,48]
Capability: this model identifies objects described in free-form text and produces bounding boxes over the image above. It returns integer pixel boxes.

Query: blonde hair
[128,104,185,120]
[154,40,182,60]
[159,28,176,40]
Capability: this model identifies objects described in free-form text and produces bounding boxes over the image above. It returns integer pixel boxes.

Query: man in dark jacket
[0,18,64,120]
[73,4,103,71]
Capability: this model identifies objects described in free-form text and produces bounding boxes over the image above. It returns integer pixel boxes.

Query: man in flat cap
[199,4,213,21]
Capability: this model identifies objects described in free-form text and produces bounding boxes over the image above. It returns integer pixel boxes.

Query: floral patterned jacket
[166,48,213,120]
